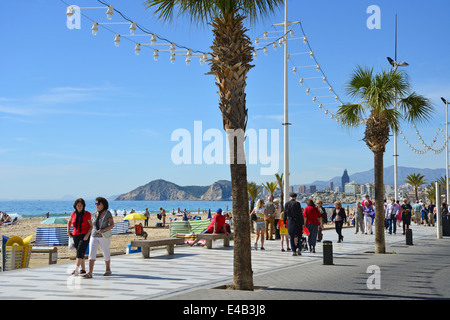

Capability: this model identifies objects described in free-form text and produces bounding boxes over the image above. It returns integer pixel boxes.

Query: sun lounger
[3,217,18,226]
[35,227,69,246]
[169,220,211,238]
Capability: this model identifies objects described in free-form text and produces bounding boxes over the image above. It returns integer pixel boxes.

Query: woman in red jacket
[67,198,93,275]
[303,199,323,253]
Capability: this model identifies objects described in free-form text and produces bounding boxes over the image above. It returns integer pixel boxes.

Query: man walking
[385,198,399,234]
[284,193,304,256]
[265,196,275,240]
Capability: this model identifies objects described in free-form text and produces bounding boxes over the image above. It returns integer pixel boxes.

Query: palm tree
[275,173,284,212]
[405,173,427,201]
[247,181,262,213]
[145,0,284,290]
[263,181,278,198]
[337,66,433,253]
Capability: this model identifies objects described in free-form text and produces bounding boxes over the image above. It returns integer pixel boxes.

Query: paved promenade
[0,223,448,301]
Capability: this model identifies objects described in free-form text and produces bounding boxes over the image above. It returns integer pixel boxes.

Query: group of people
[353,195,446,236]
[249,193,347,256]
[68,197,115,279]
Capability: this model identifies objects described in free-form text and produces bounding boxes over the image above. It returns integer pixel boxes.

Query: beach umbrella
[41,217,68,224]
[207,209,211,219]
[123,213,147,221]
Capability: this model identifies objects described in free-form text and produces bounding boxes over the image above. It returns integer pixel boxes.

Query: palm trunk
[209,11,254,290]
[374,150,386,254]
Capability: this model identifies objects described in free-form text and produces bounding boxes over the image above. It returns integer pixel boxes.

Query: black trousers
[73,234,90,259]
[335,221,344,240]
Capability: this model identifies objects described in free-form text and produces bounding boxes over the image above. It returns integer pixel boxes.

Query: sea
[0,199,355,219]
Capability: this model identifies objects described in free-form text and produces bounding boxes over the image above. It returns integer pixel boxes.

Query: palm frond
[336,103,365,127]
[399,92,434,125]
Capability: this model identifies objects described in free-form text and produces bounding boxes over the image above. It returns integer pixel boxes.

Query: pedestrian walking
[303,199,322,253]
[277,219,290,252]
[385,198,398,234]
[250,199,267,250]
[284,193,304,256]
[401,199,412,235]
[363,201,374,234]
[331,201,347,243]
[265,196,275,240]
[67,198,92,275]
[273,199,282,240]
[396,200,403,228]
[354,202,364,234]
[316,200,327,242]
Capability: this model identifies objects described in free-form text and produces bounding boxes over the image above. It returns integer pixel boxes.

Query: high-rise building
[342,169,350,190]
[309,185,317,194]
[329,181,334,191]
[299,185,307,194]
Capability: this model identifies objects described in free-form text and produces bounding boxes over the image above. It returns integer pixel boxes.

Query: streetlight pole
[387,14,408,201]
[442,97,449,203]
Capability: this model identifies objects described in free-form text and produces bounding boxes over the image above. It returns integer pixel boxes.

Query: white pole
[283,0,290,201]
[436,182,443,239]
[394,14,399,201]
[446,100,449,204]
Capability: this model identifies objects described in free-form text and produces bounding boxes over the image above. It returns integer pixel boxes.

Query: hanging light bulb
[316,64,320,71]
[114,34,120,47]
[253,50,258,59]
[312,96,316,103]
[335,95,339,101]
[306,88,310,95]
[299,78,304,85]
[319,104,323,109]
[329,86,333,92]
[150,34,157,46]
[290,29,294,36]
[263,47,268,56]
[66,6,74,16]
[106,6,114,20]
[130,22,137,35]
[170,43,176,53]
[322,76,327,83]
[264,31,268,39]
[153,49,159,61]
[255,38,259,45]
[186,50,192,65]
[303,36,307,43]
[273,42,277,50]
[325,110,328,115]
[91,22,99,36]
[278,38,283,47]
[292,67,297,74]
[134,43,141,55]
[170,53,175,64]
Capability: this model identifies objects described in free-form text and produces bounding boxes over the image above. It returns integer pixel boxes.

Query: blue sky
[0,0,449,200]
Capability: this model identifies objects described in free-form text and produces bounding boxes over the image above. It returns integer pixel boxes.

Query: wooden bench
[130,238,185,258]
[195,233,234,249]
[31,246,58,265]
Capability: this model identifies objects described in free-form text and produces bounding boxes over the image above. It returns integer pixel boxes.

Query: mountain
[115,179,232,201]
[305,165,445,189]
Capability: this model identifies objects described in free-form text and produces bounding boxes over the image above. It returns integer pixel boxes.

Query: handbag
[302,227,310,236]
[68,236,75,251]
[101,229,113,239]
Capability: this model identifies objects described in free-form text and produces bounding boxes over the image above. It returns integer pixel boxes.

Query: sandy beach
[1,213,339,269]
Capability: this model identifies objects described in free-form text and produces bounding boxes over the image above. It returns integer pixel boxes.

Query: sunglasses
[95,202,102,206]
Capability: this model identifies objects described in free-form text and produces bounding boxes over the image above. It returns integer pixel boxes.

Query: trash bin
[323,241,333,265]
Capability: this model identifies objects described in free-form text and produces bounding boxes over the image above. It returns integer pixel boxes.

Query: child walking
[277,219,291,252]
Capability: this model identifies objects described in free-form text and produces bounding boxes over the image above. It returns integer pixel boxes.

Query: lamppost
[387,14,409,202]
[442,97,449,203]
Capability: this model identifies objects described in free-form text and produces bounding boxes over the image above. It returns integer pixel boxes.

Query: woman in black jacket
[331,201,347,243]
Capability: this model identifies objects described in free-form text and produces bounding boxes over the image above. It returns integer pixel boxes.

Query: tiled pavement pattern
[0,224,447,300]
